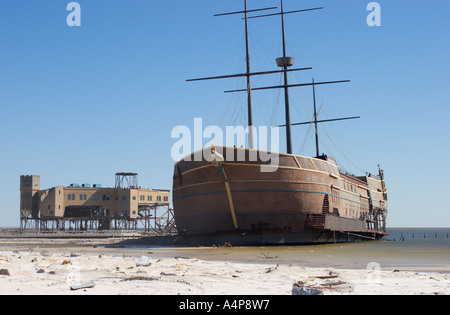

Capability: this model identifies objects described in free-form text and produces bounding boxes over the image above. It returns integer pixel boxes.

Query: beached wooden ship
[172,1,388,245]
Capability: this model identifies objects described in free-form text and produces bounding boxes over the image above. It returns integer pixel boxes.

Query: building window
[148,195,151,201]
[122,196,127,201]
[68,195,71,200]
[157,196,161,201]
[132,196,136,200]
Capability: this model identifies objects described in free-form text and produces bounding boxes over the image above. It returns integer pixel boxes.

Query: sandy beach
[0,237,449,295]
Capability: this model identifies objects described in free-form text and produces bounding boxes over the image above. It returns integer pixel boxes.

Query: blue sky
[0,0,449,227]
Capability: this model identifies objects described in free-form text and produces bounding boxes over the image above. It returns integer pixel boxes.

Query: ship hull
[173,146,387,246]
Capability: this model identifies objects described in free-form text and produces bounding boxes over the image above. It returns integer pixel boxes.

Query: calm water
[124,228,450,273]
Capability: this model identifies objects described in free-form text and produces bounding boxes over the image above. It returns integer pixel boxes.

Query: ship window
[298,157,315,170]
[313,160,327,172]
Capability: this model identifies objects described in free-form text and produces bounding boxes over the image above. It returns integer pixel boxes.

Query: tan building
[21,173,170,221]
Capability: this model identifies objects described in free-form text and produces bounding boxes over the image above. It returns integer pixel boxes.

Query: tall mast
[279,0,293,154]
[312,78,320,157]
[244,0,254,149]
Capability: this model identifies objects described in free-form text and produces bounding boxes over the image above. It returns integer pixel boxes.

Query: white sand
[0,249,449,295]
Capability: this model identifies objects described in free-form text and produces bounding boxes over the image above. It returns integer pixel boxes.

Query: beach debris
[320,281,347,287]
[70,253,79,257]
[122,276,158,282]
[31,257,38,263]
[175,256,190,260]
[292,282,323,296]
[313,275,339,280]
[212,242,232,248]
[0,269,10,276]
[62,260,71,265]
[299,278,316,284]
[263,266,279,274]
[70,282,96,291]
[258,249,279,259]
[36,269,45,274]
[136,256,152,267]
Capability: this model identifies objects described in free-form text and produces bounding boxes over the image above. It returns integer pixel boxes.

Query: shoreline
[1,236,450,272]
[0,237,449,295]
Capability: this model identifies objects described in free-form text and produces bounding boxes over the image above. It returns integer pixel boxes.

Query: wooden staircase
[305,195,329,229]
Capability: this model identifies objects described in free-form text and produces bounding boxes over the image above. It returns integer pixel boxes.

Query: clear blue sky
[0,0,449,227]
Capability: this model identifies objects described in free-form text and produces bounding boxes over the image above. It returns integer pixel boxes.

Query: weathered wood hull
[173,147,387,245]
